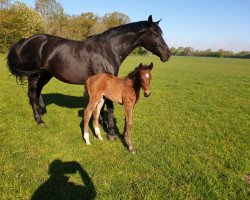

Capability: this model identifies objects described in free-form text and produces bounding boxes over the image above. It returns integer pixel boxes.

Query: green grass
[0,54,249,199]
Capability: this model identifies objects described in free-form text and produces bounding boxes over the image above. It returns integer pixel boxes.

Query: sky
[19,0,250,52]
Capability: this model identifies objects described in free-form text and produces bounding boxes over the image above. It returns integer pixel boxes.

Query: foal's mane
[126,64,147,79]
[88,20,162,41]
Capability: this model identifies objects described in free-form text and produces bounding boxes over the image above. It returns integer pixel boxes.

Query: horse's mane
[88,21,162,41]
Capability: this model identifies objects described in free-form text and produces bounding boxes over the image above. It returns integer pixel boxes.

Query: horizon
[19,0,250,53]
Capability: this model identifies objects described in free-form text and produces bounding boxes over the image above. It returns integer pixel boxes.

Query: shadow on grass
[43,93,88,109]
[43,93,125,146]
[31,159,96,200]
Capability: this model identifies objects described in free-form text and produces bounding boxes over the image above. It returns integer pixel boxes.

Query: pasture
[0,54,249,199]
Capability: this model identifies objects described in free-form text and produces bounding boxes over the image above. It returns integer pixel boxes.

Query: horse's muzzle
[161,52,170,62]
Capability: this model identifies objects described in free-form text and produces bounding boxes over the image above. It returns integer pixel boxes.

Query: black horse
[7,15,170,139]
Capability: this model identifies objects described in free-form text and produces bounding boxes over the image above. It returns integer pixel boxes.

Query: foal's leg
[105,99,116,140]
[36,72,53,115]
[93,98,105,140]
[124,105,135,153]
[28,75,43,125]
[83,97,101,145]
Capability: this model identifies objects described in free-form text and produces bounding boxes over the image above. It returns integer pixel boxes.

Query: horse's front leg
[124,105,135,154]
[106,99,116,140]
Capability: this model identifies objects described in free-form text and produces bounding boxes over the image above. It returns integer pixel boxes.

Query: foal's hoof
[128,147,136,154]
[131,150,136,154]
[98,136,104,141]
[107,134,116,141]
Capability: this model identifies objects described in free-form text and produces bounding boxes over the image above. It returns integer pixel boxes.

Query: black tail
[7,38,41,84]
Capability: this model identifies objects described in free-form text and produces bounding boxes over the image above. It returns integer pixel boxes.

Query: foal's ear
[148,62,153,70]
[139,63,143,68]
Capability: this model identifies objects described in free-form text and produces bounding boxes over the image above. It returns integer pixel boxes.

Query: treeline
[1,1,249,58]
[0,0,131,53]
[170,47,250,59]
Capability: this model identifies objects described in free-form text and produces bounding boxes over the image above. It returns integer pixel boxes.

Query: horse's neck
[114,33,142,62]
[94,30,143,66]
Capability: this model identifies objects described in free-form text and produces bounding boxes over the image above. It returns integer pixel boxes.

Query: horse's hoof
[98,118,104,126]
[38,107,47,115]
[107,134,116,141]
[38,122,44,126]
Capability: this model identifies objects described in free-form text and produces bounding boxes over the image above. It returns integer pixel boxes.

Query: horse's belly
[47,66,89,85]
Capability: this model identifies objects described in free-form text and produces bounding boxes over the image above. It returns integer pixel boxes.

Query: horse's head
[140,15,170,62]
[138,63,153,97]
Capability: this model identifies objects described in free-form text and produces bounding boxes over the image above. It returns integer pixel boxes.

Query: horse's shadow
[43,93,86,109]
[43,93,124,142]
[31,159,96,200]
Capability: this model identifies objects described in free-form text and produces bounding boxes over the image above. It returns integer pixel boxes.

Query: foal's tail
[7,38,41,84]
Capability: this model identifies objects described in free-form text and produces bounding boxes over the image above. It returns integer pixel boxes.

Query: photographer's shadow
[31,160,96,200]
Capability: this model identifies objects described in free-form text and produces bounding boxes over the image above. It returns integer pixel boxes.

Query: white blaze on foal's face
[145,73,149,78]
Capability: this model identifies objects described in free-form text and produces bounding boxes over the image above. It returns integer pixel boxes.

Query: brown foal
[83,63,153,153]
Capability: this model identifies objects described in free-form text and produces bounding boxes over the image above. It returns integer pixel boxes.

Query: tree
[183,47,194,56]
[35,0,64,21]
[170,47,176,55]
[35,0,66,35]
[65,12,99,40]
[175,47,184,56]
[102,12,130,29]
[0,2,45,52]
[89,21,107,36]
[0,0,10,9]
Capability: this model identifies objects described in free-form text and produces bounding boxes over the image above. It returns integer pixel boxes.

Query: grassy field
[0,54,249,199]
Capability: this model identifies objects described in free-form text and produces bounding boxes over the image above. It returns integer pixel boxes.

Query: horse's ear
[148,62,153,70]
[139,63,143,68]
[156,19,162,25]
[148,15,153,25]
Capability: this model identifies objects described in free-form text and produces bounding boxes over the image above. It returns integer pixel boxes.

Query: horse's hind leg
[93,98,105,140]
[105,99,116,140]
[28,75,43,125]
[36,71,53,115]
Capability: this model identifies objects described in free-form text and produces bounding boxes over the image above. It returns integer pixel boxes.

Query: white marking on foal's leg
[95,127,103,140]
[84,132,91,145]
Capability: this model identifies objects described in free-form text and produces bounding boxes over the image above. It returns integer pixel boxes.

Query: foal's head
[138,63,153,97]
[128,63,153,97]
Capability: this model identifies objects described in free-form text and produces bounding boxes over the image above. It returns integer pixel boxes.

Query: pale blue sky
[19,0,250,52]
